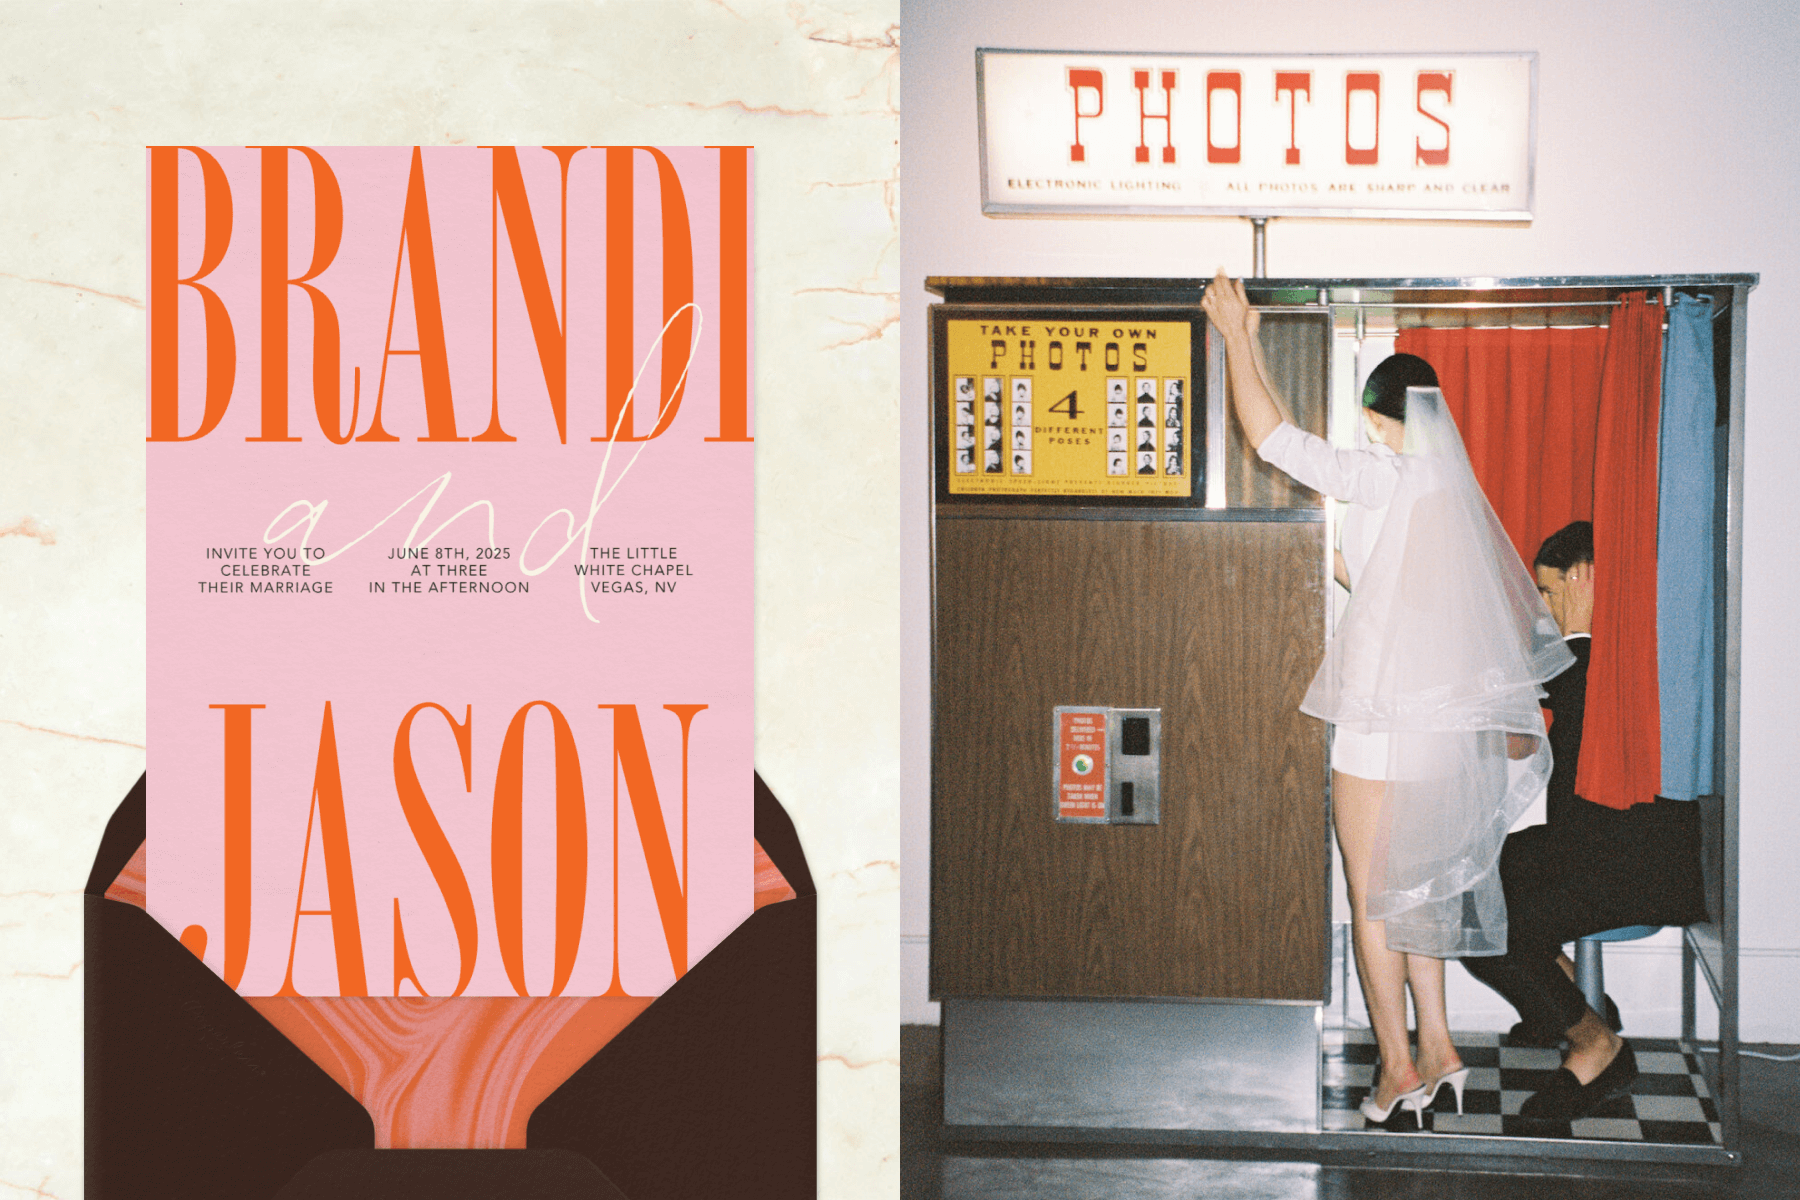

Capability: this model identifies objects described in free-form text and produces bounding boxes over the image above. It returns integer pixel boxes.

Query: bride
[1202,272,1572,1126]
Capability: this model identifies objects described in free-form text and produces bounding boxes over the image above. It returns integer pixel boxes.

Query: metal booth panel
[942,997,1319,1132]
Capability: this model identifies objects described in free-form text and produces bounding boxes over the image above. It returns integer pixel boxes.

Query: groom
[1461,521,1708,1122]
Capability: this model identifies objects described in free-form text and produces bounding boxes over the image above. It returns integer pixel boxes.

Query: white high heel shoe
[1422,1066,1471,1115]
[1359,1077,1429,1127]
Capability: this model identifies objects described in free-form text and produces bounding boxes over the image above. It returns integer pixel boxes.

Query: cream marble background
[0,2,898,1195]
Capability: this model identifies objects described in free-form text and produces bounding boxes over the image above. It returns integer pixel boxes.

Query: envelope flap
[86,896,374,1199]
[754,771,815,898]
[86,779,375,1198]
[85,772,145,897]
[529,776,815,1198]
[528,896,815,1199]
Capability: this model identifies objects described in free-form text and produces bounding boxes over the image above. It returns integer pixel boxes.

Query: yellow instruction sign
[946,317,1192,497]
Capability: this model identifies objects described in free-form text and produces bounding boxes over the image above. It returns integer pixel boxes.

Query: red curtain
[1576,294,1664,810]
[1398,297,1663,811]
[1396,325,1606,569]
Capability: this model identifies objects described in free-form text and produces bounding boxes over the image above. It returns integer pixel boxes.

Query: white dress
[1256,422,1398,780]
[1258,395,1572,956]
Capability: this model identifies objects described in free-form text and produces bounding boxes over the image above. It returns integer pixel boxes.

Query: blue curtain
[1657,294,1716,800]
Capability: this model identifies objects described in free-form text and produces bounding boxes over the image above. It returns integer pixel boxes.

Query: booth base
[943,998,1321,1133]
[940,998,1739,1166]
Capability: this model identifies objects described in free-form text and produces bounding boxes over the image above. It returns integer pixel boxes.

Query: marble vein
[829,857,899,881]
[0,271,142,308]
[807,25,899,51]
[0,718,145,750]
[822,314,898,350]
[674,97,834,119]
[0,518,57,545]
[818,1051,897,1070]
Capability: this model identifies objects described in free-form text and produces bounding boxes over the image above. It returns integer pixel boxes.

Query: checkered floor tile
[1321,1030,1722,1144]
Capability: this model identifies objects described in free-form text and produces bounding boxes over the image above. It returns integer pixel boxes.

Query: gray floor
[902,1025,1800,1199]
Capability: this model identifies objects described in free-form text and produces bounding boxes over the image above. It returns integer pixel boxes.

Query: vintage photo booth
[926,273,1751,1165]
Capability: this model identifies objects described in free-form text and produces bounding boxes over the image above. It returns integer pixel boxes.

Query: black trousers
[1461,797,1707,1034]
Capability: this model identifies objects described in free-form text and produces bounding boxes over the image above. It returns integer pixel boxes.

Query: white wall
[900,0,1800,1040]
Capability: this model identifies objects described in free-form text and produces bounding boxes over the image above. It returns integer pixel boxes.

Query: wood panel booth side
[926,299,1334,1004]
[931,518,1328,1000]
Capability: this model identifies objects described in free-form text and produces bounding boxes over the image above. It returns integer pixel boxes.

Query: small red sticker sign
[1057,709,1108,820]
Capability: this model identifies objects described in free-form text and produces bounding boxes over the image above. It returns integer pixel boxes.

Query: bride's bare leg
[1334,770,1421,1106]
[1405,953,1463,1084]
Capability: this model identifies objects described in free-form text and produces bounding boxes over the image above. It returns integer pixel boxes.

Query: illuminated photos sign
[978,50,1536,219]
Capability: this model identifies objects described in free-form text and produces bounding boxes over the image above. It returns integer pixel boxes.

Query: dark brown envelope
[85,773,815,1199]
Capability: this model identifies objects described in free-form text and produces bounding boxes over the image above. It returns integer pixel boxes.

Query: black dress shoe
[1518,1040,1639,1121]
[1506,995,1623,1048]
[1603,993,1623,1032]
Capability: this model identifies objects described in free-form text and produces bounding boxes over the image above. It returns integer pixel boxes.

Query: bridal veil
[1304,388,1574,956]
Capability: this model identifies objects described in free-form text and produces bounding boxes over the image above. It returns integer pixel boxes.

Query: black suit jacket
[1526,636,1706,928]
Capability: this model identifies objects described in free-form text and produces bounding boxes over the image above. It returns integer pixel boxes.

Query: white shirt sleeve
[1256,422,1399,509]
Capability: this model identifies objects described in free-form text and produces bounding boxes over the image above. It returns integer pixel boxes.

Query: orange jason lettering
[196,699,708,997]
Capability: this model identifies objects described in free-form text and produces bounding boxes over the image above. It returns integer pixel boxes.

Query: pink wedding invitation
[146,145,754,1000]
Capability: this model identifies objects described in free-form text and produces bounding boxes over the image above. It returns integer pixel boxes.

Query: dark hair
[1534,521,1594,570]
[1360,353,1440,421]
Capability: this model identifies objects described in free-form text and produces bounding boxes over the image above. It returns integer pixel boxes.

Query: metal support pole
[1682,931,1697,1043]
[1250,217,1268,277]
[1575,939,1606,1012]
[1720,282,1749,1154]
